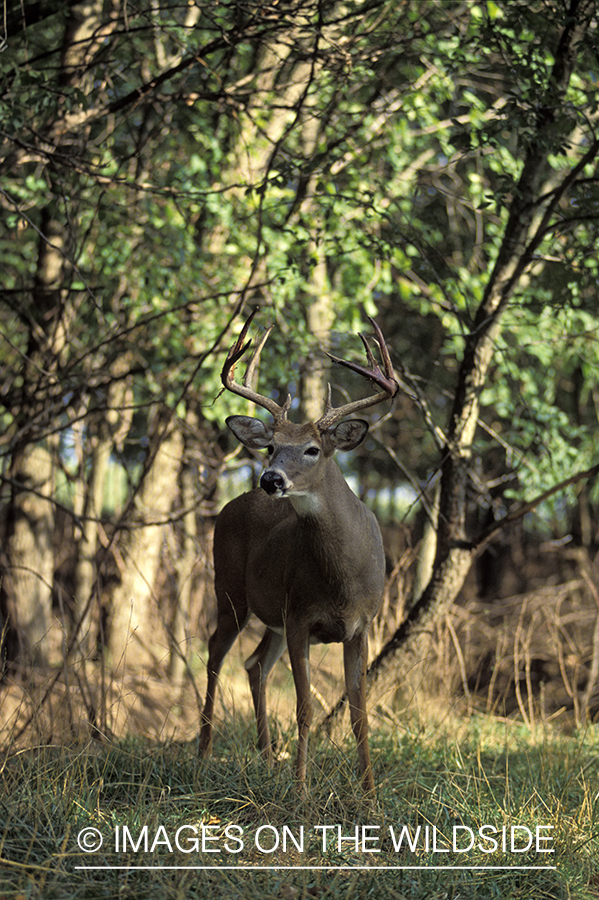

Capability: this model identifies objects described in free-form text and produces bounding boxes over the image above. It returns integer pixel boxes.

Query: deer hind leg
[245,628,286,761]
[199,600,249,756]
[343,632,375,795]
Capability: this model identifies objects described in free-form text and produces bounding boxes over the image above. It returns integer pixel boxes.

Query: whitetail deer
[199,311,397,793]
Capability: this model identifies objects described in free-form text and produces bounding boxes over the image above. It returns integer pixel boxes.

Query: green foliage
[0,0,598,527]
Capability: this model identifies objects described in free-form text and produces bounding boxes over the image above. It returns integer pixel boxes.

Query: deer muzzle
[260,470,288,495]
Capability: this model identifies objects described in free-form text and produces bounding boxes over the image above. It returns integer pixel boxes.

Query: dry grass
[0,645,598,898]
[3,542,599,898]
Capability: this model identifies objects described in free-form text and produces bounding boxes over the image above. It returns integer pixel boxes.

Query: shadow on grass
[0,707,597,899]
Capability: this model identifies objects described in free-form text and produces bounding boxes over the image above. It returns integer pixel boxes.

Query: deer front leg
[343,632,375,795]
[286,628,312,789]
[245,628,286,760]
[199,606,247,756]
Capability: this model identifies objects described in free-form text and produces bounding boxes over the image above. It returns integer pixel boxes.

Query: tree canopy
[1,0,599,678]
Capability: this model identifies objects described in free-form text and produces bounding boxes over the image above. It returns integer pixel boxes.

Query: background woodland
[2,0,599,738]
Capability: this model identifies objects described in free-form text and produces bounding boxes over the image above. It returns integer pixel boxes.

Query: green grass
[0,709,598,899]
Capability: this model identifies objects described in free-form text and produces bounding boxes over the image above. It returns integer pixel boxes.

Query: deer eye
[304,446,320,457]
[266,445,274,455]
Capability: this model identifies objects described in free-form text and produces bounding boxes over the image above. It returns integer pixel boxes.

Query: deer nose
[260,470,285,495]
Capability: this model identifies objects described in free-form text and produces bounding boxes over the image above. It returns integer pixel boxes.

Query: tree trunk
[4,445,57,665]
[3,210,66,665]
[321,0,599,725]
[2,0,107,666]
[167,450,197,691]
[72,428,111,657]
[300,255,335,421]
[108,414,184,672]
[72,369,134,656]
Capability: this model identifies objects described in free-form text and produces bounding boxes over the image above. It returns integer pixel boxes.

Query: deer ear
[327,419,369,451]
[226,416,275,449]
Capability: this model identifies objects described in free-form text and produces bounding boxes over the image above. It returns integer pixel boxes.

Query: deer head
[221,309,398,503]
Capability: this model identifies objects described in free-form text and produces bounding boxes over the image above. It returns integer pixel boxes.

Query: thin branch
[473,461,599,551]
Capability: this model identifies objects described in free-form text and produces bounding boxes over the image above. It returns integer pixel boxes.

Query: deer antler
[221,309,291,422]
[316,317,398,429]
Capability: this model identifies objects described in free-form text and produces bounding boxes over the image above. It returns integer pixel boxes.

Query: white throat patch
[289,492,322,516]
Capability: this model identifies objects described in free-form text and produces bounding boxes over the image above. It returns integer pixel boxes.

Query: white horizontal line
[74,865,557,872]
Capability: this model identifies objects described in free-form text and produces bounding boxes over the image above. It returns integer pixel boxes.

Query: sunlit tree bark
[108,413,183,671]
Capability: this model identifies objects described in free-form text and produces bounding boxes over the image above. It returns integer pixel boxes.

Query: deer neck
[288,461,365,573]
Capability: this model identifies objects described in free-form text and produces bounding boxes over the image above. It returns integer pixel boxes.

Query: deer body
[217,447,385,641]
[199,315,396,793]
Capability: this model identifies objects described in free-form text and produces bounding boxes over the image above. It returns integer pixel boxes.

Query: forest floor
[0,632,598,899]
[0,623,345,749]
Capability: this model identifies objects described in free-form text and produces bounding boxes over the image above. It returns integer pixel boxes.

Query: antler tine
[243,325,274,388]
[221,312,291,422]
[317,317,398,430]
[369,316,395,375]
